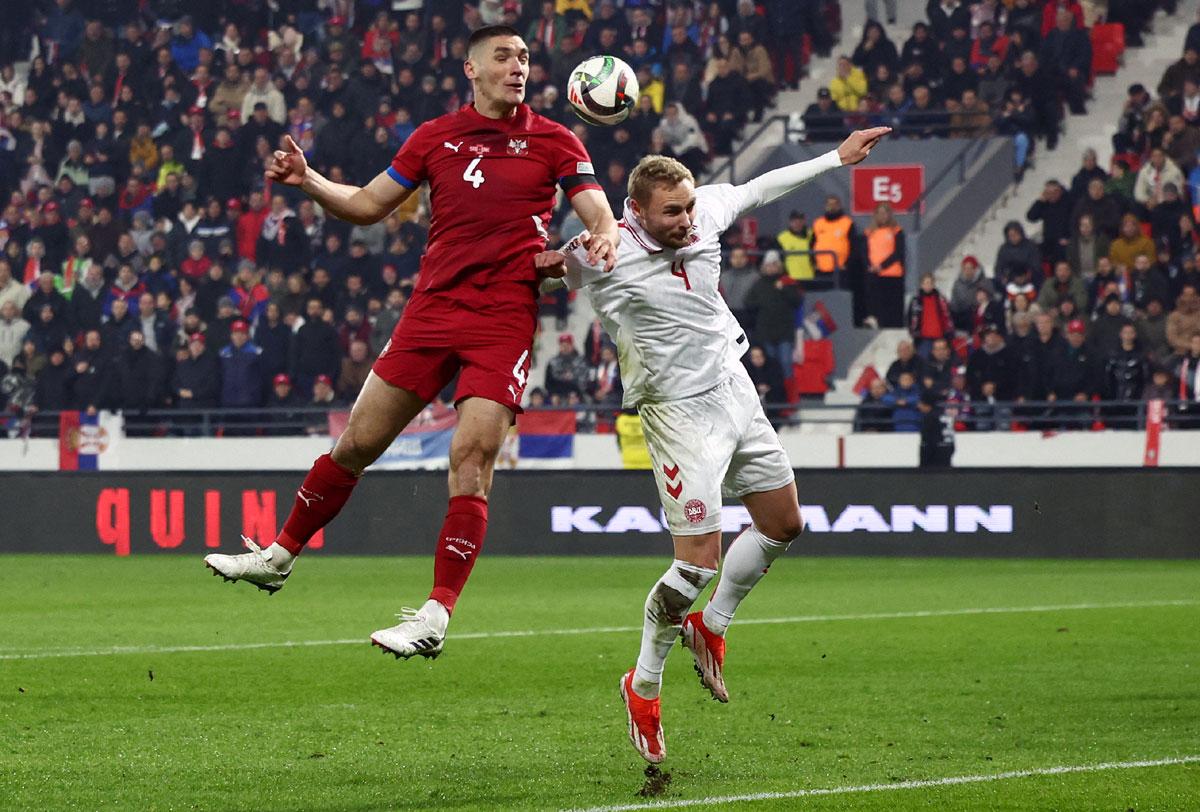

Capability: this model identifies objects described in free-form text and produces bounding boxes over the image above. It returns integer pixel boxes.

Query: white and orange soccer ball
[566,55,639,126]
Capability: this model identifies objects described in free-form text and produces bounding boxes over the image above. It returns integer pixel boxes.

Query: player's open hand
[534,250,568,279]
[584,229,618,272]
[266,135,308,186]
[837,127,891,166]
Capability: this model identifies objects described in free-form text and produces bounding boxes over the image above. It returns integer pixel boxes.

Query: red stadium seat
[1091,23,1125,75]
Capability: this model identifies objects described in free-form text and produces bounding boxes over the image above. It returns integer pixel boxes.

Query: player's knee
[449,441,499,490]
[333,428,386,473]
[760,512,804,545]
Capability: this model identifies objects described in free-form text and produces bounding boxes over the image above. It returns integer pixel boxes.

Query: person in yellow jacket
[864,202,906,328]
[776,210,814,281]
[614,410,652,469]
[830,56,867,112]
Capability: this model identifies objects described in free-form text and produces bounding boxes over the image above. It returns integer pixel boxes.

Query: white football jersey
[563,149,843,407]
[564,184,758,407]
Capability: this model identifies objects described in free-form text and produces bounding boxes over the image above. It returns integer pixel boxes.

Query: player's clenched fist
[534,250,568,279]
[266,135,308,186]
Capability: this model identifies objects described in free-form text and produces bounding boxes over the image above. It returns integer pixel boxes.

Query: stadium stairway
[827,0,1200,424]
[527,2,905,399]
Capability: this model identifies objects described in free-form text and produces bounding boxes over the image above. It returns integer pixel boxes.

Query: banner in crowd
[58,411,123,471]
[2,469,1195,559]
[328,403,457,470]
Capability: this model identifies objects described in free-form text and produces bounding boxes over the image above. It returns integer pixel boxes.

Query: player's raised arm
[568,188,620,272]
[267,135,414,226]
[735,126,892,214]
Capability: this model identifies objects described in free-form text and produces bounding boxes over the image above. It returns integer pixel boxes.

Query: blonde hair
[627,154,694,205]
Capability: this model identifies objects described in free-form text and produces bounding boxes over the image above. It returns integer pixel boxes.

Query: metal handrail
[12,399,1195,437]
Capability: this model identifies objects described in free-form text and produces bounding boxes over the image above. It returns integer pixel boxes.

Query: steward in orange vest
[864,203,906,328]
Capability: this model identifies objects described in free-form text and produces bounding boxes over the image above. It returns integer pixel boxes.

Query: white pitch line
[1,599,1194,661]
[566,756,1200,812]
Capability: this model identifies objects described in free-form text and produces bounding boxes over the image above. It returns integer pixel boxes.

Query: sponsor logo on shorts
[684,499,707,524]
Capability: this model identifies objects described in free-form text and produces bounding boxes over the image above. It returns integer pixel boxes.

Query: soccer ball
[567,55,639,126]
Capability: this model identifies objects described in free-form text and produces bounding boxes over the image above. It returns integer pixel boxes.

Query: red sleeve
[387,124,432,190]
[552,126,603,199]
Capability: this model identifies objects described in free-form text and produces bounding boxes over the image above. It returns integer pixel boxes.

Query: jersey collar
[619,197,664,254]
[463,102,531,130]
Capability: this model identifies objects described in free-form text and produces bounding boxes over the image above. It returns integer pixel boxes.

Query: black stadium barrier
[1,470,1196,559]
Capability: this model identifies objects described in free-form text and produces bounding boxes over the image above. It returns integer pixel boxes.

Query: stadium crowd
[855,2,1200,433]
[0,0,829,434]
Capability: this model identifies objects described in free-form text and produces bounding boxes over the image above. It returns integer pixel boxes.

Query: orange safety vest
[867,224,903,277]
[812,214,852,273]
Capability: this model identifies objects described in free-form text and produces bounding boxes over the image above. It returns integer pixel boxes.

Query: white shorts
[638,367,795,536]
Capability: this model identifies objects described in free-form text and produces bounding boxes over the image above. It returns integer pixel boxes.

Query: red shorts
[372,291,535,413]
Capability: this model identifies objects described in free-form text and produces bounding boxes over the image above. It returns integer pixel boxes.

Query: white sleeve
[734,148,843,216]
[560,230,607,290]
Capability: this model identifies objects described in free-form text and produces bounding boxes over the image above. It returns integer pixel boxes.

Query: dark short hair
[468,25,521,52]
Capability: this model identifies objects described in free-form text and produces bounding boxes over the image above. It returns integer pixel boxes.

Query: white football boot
[204,536,293,594]
[370,599,449,660]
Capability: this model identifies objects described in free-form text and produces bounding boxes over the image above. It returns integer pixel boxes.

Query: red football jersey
[388,104,601,304]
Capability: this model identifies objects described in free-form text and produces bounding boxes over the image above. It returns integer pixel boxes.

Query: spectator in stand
[105,329,165,431]
[1135,148,1186,210]
[776,211,814,282]
[590,343,623,408]
[1109,213,1157,270]
[734,31,775,122]
[1137,297,1172,366]
[1168,77,1200,125]
[1162,115,1200,174]
[830,56,867,113]
[721,246,758,329]
[744,345,785,409]
[1150,183,1193,259]
[1090,293,1132,359]
[219,318,264,413]
[1027,179,1072,266]
[1013,51,1061,150]
[922,337,956,397]
[1170,332,1200,425]
[854,377,893,432]
[864,203,905,328]
[1049,318,1098,409]
[1039,8,1091,116]
[1068,214,1111,280]
[1071,180,1122,240]
[0,261,29,314]
[993,88,1036,180]
[1104,323,1147,427]
[704,56,751,155]
[657,102,708,176]
[172,333,220,412]
[0,301,29,367]
[744,250,801,385]
[950,255,995,331]
[1037,261,1088,317]
[803,88,848,142]
[855,21,900,79]
[1159,48,1200,101]
[968,323,1018,401]
[950,88,992,138]
[883,369,922,432]
[289,298,339,396]
[337,339,372,402]
[1131,253,1171,313]
[907,272,953,357]
[1167,284,1200,353]
[304,374,343,434]
[905,85,949,139]
[545,333,590,400]
[886,339,924,388]
[265,373,304,435]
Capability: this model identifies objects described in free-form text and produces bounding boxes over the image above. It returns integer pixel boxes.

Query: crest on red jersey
[507,138,529,156]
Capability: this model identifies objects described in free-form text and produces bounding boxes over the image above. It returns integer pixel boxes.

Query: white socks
[702,525,793,636]
[632,560,716,699]
[264,543,296,572]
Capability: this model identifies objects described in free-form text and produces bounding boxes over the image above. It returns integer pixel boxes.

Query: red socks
[277,453,359,555]
[429,495,488,614]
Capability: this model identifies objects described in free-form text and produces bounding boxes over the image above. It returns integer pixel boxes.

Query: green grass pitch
[2,555,1198,810]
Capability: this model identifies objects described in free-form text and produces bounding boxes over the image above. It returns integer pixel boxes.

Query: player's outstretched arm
[568,188,619,272]
[736,126,892,213]
[266,135,414,226]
